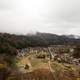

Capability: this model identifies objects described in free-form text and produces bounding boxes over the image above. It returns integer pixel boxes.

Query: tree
[73,45,80,58]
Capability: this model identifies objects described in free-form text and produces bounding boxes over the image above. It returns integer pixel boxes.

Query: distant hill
[64,35,80,39]
[0,32,80,54]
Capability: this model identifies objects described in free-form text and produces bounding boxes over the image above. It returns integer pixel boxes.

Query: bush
[73,46,80,58]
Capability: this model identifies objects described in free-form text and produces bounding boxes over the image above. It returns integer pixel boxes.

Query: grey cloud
[0,0,80,35]
[0,0,13,10]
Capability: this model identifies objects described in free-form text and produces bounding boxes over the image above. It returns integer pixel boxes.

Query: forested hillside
[0,32,80,55]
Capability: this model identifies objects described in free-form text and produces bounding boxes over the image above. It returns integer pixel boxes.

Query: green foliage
[73,46,80,58]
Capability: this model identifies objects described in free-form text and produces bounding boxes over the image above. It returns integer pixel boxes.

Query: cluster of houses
[17,45,80,65]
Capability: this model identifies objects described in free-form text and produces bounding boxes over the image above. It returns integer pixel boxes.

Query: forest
[0,32,80,55]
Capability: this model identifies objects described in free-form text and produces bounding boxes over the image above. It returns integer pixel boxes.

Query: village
[17,45,80,66]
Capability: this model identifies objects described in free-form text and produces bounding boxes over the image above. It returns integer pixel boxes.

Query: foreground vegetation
[0,55,80,80]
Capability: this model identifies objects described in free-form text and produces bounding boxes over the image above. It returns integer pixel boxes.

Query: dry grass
[15,54,80,80]
[50,61,80,80]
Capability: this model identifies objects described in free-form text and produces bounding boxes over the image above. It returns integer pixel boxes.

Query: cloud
[0,0,13,10]
[0,0,80,35]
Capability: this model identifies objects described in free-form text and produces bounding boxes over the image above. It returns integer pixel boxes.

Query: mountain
[65,35,80,39]
[0,32,80,55]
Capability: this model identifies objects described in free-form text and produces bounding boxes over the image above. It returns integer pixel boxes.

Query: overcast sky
[0,0,80,35]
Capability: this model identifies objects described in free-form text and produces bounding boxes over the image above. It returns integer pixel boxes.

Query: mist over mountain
[64,35,80,39]
[0,32,80,55]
